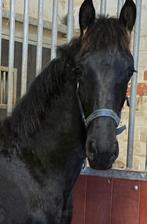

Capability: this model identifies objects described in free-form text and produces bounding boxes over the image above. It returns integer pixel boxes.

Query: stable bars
[7,0,16,115]
[127,0,142,168]
[36,0,44,75]
[0,0,2,65]
[51,0,58,59]
[21,0,29,96]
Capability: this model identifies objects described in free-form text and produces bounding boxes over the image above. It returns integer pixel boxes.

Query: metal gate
[0,0,146,219]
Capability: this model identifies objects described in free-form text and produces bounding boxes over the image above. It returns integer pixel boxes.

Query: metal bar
[0,0,2,100]
[2,9,66,35]
[0,71,3,104]
[3,71,6,104]
[5,71,8,104]
[67,0,74,43]
[51,0,58,60]
[0,0,2,65]
[7,0,16,115]
[127,0,142,168]
[100,0,107,15]
[81,167,147,182]
[145,137,147,171]
[21,0,29,96]
[117,0,125,17]
[36,0,44,75]
[13,69,17,105]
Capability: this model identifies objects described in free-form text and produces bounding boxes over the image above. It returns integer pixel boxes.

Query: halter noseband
[76,82,126,135]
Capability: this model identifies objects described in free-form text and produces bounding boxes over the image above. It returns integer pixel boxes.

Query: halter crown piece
[76,82,126,135]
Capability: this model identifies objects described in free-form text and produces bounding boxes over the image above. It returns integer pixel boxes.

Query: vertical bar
[51,0,58,60]
[6,71,8,104]
[36,0,44,75]
[100,0,107,15]
[117,0,125,17]
[67,0,74,43]
[7,0,15,115]
[127,0,142,168]
[0,72,3,104]
[145,137,147,170]
[0,0,2,65]
[21,0,29,96]
[3,71,6,104]
[13,70,17,105]
[0,0,2,103]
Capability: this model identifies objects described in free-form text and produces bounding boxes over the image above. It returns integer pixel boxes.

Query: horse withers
[0,0,136,223]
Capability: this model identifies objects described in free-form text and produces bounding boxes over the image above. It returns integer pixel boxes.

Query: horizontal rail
[0,66,17,109]
[81,167,147,182]
[2,9,67,34]
[0,65,17,73]
[1,30,66,49]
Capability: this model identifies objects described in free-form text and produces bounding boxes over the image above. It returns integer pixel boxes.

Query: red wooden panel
[85,176,112,224]
[139,181,147,224]
[111,179,140,224]
[72,175,87,224]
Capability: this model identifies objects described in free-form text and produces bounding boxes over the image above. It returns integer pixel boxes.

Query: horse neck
[33,84,86,170]
[2,58,84,148]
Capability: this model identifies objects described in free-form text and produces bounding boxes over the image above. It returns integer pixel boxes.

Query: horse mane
[80,16,130,55]
[0,38,81,146]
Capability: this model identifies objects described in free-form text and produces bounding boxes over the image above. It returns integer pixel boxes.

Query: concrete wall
[2,0,67,49]
[3,0,66,24]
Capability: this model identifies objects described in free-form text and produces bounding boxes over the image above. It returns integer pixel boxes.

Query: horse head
[76,0,136,170]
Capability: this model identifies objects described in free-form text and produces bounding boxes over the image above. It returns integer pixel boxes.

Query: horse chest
[0,156,65,223]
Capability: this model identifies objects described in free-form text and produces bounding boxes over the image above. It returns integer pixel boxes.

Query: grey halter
[76,82,126,135]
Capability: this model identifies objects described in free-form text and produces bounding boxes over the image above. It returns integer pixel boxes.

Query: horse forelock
[80,16,130,55]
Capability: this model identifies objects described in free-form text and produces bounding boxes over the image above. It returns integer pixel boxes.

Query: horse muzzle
[86,139,119,170]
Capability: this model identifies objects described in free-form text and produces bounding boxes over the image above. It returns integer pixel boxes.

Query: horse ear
[119,0,136,32]
[79,0,95,36]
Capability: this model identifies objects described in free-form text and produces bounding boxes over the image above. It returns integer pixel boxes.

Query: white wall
[3,0,66,24]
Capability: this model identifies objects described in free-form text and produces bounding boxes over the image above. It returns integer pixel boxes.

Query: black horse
[0,0,136,223]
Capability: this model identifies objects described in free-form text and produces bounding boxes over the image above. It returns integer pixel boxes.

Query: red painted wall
[72,175,147,224]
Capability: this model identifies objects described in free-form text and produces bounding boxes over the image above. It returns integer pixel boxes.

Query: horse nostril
[86,139,97,160]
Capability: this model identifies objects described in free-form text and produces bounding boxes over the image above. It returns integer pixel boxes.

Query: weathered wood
[0,65,17,110]
[72,175,147,224]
